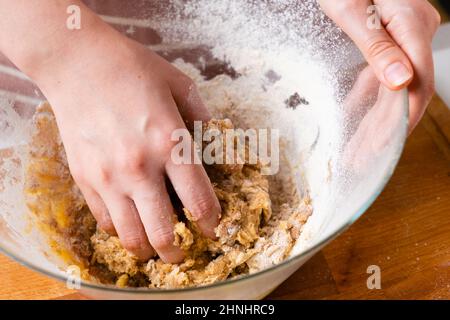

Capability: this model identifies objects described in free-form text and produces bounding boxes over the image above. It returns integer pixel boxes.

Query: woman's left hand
[319,0,441,132]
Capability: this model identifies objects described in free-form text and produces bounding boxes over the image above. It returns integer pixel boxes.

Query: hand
[29,10,220,263]
[319,0,441,132]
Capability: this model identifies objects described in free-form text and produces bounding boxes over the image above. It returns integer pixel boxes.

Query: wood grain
[0,254,74,300]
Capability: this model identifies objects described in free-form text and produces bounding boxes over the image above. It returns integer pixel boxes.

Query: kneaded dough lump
[25,102,312,289]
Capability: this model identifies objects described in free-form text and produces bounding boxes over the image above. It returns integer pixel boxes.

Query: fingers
[319,0,414,90]
[342,66,379,119]
[80,186,117,236]
[342,85,406,173]
[166,155,221,240]
[169,75,212,127]
[100,193,155,261]
[396,30,435,131]
[377,1,438,131]
[132,176,185,263]
[165,78,220,238]
[320,0,440,132]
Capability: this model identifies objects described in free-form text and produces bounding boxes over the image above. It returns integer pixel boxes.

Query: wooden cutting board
[1,93,448,300]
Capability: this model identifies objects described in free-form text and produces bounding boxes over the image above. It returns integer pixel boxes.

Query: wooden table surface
[1,3,449,300]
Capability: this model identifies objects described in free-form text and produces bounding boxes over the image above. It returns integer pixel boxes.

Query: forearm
[0,0,114,80]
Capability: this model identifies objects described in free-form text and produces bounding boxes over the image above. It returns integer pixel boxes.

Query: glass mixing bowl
[0,0,408,299]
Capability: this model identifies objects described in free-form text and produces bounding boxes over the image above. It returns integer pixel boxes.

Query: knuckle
[429,6,441,31]
[97,165,113,186]
[98,219,116,235]
[117,146,148,177]
[121,235,147,252]
[152,129,179,156]
[365,35,398,59]
[150,227,174,251]
[398,3,440,33]
[190,195,217,221]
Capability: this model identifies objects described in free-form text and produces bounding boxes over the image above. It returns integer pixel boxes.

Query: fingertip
[158,247,185,264]
[203,203,221,240]
[198,218,219,240]
[192,195,221,240]
[99,222,118,237]
[134,247,156,262]
[121,240,155,262]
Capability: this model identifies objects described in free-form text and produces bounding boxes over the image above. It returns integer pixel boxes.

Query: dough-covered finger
[100,193,155,260]
[166,156,220,240]
[132,176,185,263]
[80,185,116,236]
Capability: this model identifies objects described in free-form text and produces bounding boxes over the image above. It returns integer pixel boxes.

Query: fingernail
[384,62,413,87]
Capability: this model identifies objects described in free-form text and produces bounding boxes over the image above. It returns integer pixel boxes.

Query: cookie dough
[24,102,312,289]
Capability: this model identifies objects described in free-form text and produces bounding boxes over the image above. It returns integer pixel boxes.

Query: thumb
[319,0,414,90]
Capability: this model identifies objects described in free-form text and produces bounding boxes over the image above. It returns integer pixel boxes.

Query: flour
[143,0,346,254]
[148,1,342,156]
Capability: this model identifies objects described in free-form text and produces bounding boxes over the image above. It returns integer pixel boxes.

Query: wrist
[31,18,135,105]
[33,21,141,116]
[24,8,109,83]
[0,1,121,87]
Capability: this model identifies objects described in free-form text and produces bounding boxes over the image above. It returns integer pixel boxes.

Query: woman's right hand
[25,4,220,263]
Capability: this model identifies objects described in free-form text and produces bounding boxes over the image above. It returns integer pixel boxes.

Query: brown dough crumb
[24,102,312,289]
